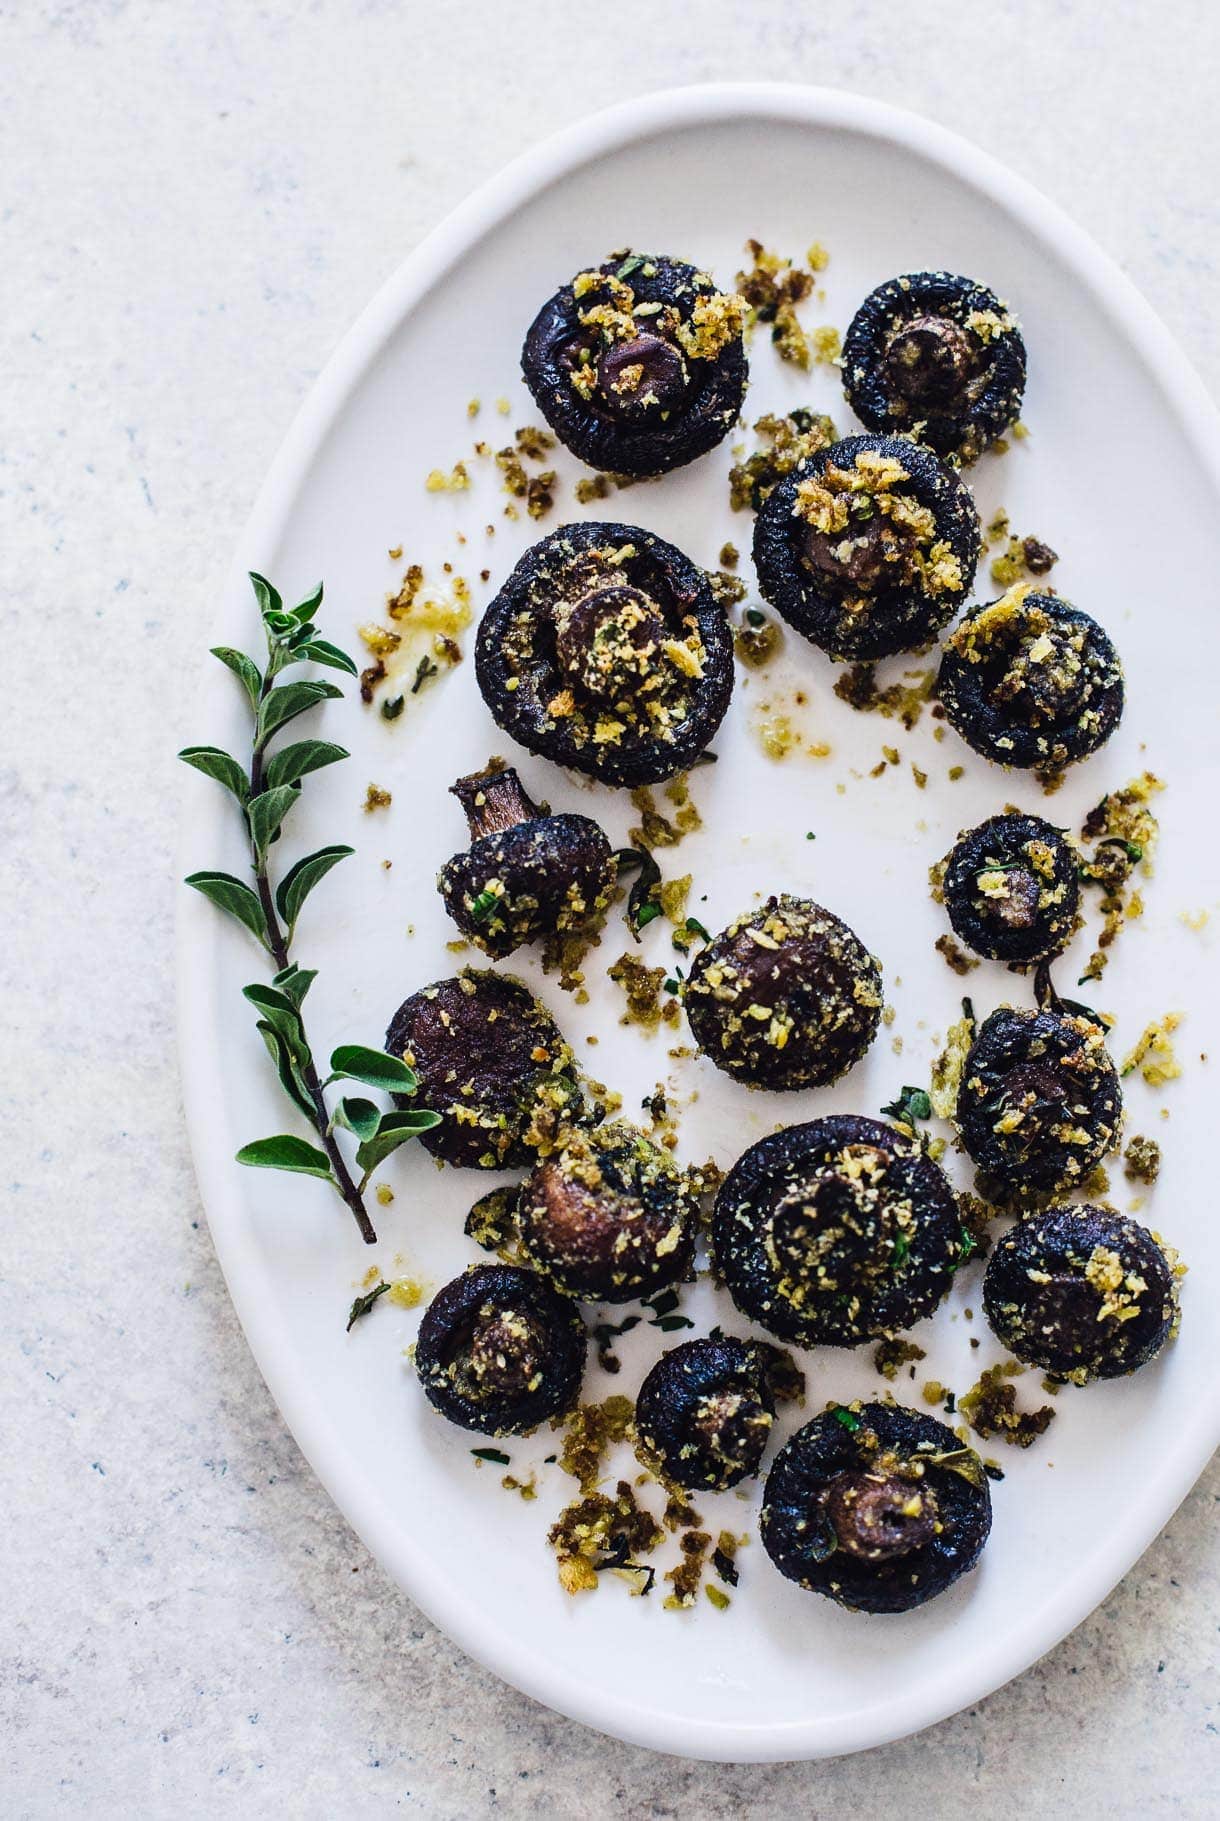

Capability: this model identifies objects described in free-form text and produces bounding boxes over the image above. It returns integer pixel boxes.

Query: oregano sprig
[181,573,439,1242]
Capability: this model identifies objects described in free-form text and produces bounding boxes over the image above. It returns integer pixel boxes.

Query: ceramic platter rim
[177,83,1220,1761]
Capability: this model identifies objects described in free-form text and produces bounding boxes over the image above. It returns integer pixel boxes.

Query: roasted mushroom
[516,1121,698,1304]
[415,1263,587,1435]
[634,1335,803,1492]
[683,895,882,1090]
[956,1005,1121,1196]
[521,251,747,477]
[475,520,734,787]
[437,762,615,958]
[752,433,980,661]
[842,272,1026,463]
[942,811,1081,965]
[712,1116,964,1348]
[983,1205,1181,1383]
[761,1401,992,1613]
[938,589,1124,772]
[384,970,585,1170]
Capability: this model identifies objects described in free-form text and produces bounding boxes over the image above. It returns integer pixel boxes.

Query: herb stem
[249,658,377,1244]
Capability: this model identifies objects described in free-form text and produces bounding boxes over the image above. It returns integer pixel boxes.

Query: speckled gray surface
[3,2,1219,1814]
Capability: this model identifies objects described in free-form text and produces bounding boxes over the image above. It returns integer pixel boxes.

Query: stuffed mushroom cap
[683,894,882,1090]
[475,520,734,787]
[415,1263,587,1435]
[984,1205,1181,1382]
[761,1401,993,1613]
[521,251,748,477]
[938,588,1124,773]
[753,433,980,661]
[385,970,586,1170]
[712,1115,964,1348]
[842,272,1026,462]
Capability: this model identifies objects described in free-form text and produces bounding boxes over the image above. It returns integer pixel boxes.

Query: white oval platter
[178,85,1220,1761]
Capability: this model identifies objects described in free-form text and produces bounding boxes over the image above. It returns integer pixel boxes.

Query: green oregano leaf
[257,679,343,743]
[265,739,349,790]
[329,1044,418,1091]
[346,1280,391,1330]
[355,1108,442,1174]
[247,784,302,861]
[297,638,359,677]
[184,871,269,947]
[332,1096,382,1142]
[248,572,284,619]
[291,581,325,624]
[254,1021,315,1120]
[274,844,353,935]
[178,745,250,803]
[235,1134,333,1179]
[210,646,262,708]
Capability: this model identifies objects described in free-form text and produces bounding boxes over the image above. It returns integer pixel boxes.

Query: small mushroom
[634,1335,803,1492]
[437,762,615,958]
[475,520,734,786]
[683,894,882,1090]
[942,812,1082,964]
[752,433,980,660]
[712,1115,963,1348]
[415,1263,587,1435]
[384,970,587,1170]
[938,591,1124,773]
[956,1005,1122,1196]
[983,1205,1181,1383]
[761,1401,993,1613]
[521,252,748,477]
[842,272,1027,462]
[516,1121,698,1304]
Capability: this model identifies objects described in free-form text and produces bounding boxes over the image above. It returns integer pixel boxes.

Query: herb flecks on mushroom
[938,585,1124,775]
[517,1121,699,1304]
[842,272,1026,463]
[712,1116,963,1348]
[753,434,980,661]
[941,812,1082,965]
[984,1205,1183,1384]
[955,1005,1122,1197]
[385,971,588,1169]
[521,253,748,478]
[684,895,882,1090]
[415,1263,587,1435]
[475,521,734,787]
[437,761,615,959]
[760,1401,992,1613]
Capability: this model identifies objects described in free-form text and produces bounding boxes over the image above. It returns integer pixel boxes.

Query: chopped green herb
[880,1085,932,1128]
[411,654,439,694]
[469,888,499,924]
[831,1405,861,1433]
[592,1313,641,1372]
[380,695,405,721]
[635,902,662,931]
[471,1447,511,1465]
[346,1279,391,1330]
[710,1547,739,1587]
[745,607,766,627]
[891,1231,910,1268]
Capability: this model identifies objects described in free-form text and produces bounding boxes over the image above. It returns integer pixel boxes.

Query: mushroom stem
[450,764,540,839]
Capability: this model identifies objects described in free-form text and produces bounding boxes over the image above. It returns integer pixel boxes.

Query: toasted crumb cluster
[728,409,839,511]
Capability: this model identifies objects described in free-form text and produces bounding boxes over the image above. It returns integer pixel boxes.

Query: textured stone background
[3,2,1218,1815]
